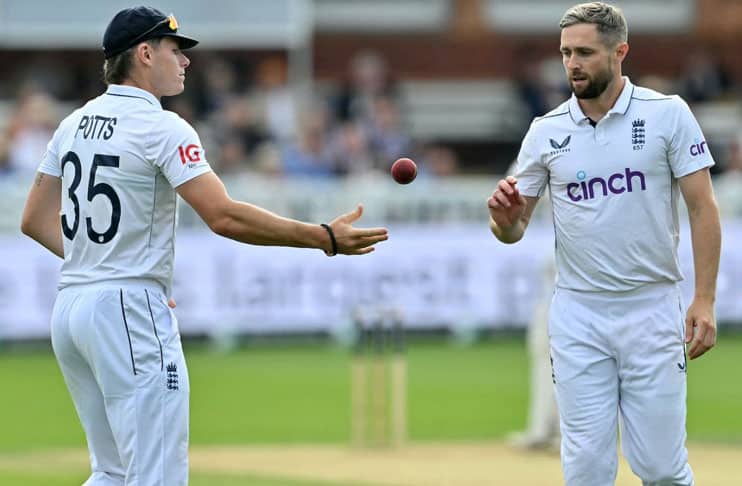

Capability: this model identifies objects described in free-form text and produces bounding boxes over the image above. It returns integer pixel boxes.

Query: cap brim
[164,33,199,50]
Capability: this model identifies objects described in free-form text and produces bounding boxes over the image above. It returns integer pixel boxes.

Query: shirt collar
[105,84,161,109]
[568,76,634,125]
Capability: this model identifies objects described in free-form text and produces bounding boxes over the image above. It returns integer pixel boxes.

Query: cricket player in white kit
[20,6,388,486]
[488,3,721,485]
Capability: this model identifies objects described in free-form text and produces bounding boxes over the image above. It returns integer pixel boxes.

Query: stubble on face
[570,62,613,99]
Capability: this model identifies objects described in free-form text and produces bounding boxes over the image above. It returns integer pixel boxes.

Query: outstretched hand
[487,176,527,229]
[328,204,388,255]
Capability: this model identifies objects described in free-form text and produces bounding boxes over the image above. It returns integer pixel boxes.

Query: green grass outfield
[1,334,741,484]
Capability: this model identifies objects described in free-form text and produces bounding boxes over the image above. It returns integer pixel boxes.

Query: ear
[615,42,629,63]
[134,42,154,67]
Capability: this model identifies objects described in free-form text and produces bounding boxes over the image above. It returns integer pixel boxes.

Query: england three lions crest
[632,119,645,151]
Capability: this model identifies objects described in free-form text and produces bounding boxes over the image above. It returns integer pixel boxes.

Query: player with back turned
[20,6,388,486]
[488,2,721,485]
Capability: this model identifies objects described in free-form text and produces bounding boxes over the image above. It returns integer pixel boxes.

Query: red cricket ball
[391,157,417,184]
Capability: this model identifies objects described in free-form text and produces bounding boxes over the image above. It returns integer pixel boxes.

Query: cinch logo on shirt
[567,167,647,201]
[689,140,707,157]
[178,144,202,164]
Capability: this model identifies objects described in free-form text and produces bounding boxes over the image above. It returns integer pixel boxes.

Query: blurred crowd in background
[1,37,741,215]
[0,50,460,182]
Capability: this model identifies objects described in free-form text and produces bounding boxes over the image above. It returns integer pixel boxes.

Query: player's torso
[535,96,685,290]
[543,109,673,229]
[57,95,176,284]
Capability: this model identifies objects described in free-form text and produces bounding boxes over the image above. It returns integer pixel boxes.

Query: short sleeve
[150,112,212,188]
[38,138,62,177]
[37,114,76,177]
[513,122,549,197]
[667,96,715,178]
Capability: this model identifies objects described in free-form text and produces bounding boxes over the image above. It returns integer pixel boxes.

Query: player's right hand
[328,204,389,255]
[487,176,527,228]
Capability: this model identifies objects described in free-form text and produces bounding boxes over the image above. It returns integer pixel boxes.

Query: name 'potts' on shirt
[37,85,212,293]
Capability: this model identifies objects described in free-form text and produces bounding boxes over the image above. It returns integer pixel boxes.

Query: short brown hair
[102,38,162,85]
[559,2,628,47]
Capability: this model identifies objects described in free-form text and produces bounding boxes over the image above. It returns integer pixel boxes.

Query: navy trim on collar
[105,92,155,105]
[105,84,161,108]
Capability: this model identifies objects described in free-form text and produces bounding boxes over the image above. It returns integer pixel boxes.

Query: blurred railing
[1,173,497,233]
[2,174,742,341]
[0,172,514,232]
[188,173,503,226]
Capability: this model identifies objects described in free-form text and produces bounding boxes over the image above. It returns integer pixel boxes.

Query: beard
[569,65,613,99]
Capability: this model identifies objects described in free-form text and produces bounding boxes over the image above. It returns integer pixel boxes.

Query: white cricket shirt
[38,84,212,293]
[515,77,714,292]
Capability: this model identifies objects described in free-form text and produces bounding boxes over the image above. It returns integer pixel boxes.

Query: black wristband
[320,223,338,256]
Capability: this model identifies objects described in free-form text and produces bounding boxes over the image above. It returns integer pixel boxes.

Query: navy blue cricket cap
[103,6,199,59]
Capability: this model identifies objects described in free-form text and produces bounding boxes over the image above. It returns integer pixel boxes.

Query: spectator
[367,95,411,166]
[329,121,376,176]
[251,141,283,176]
[204,95,271,174]
[538,55,571,111]
[515,54,552,120]
[281,109,335,177]
[251,56,298,142]
[419,143,459,178]
[217,136,250,175]
[333,50,397,124]
[677,48,731,104]
[7,90,59,177]
[194,57,239,117]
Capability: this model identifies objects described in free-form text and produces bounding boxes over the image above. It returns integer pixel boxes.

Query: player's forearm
[489,217,526,244]
[21,172,64,258]
[211,200,329,252]
[688,200,721,302]
[22,220,64,258]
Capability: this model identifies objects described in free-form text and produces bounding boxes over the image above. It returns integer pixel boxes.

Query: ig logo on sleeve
[178,144,202,164]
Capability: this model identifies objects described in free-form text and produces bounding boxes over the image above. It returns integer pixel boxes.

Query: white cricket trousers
[549,281,693,486]
[50,279,189,486]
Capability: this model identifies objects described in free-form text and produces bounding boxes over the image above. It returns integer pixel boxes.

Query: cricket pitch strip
[1,441,739,485]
